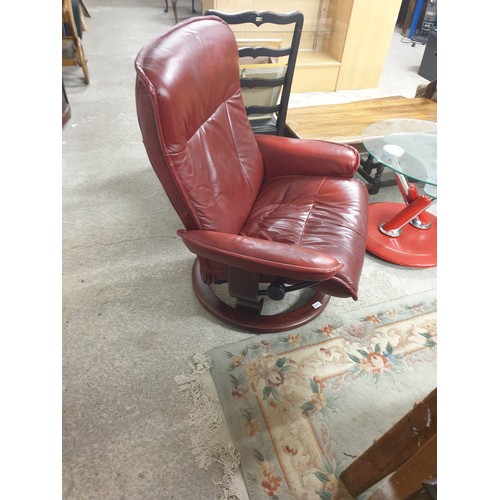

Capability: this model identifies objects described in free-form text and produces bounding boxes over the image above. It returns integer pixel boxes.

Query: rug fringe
[175,354,243,500]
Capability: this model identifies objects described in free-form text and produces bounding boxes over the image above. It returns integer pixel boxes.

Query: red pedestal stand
[366,202,437,267]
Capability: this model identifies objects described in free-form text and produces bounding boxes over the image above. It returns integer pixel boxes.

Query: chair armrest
[256,134,360,179]
[177,229,343,282]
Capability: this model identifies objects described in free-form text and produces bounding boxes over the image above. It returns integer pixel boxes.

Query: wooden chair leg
[80,7,88,32]
[77,40,90,84]
[62,78,71,127]
[172,0,178,24]
[166,0,194,22]
[79,0,91,17]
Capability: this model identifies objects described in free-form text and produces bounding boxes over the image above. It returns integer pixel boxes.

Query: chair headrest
[135,16,242,151]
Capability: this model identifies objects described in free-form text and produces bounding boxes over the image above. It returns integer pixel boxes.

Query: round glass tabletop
[362,119,437,188]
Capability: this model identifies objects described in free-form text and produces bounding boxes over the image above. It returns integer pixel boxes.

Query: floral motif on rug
[207,293,437,500]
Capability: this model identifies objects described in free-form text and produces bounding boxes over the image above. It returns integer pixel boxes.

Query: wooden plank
[285,96,437,145]
[340,388,437,497]
[328,0,354,61]
[337,0,403,90]
[369,434,437,500]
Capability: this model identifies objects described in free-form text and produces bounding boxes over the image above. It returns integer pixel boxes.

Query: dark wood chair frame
[204,10,303,136]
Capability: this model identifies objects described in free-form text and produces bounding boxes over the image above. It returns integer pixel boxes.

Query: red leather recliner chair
[135,16,368,333]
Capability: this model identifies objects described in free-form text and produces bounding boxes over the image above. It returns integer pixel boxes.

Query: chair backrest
[135,17,264,235]
[204,10,303,136]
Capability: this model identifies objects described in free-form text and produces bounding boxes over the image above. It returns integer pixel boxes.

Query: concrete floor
[60,1,436,498]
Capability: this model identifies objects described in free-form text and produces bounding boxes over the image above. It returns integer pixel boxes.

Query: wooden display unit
[202,0,402,92]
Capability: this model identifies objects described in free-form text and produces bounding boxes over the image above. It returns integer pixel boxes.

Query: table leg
[358,154,386,194]
[379,192,432,236]
[396,174,432,228]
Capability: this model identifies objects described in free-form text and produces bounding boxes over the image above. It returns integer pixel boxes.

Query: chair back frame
[204,10,303,136]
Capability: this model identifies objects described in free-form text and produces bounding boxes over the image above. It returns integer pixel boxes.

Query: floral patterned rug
[179,292,437,500]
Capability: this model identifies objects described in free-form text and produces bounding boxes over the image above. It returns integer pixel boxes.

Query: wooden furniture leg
[79,0,90,31]
[62,0,90,84]
[79,0,90,17]
[369,435,437,499]
[340,389,437,498]
[62,78,71,127]
[172,0,178,24]
[357,153,386,194]
[165,0,195,23]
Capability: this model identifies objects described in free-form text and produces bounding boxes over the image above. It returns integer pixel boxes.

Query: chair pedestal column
[228,266,264,316]
[191,258,330,333]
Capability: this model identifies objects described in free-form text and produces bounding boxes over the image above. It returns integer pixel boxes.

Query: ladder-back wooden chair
[204,10,303,136]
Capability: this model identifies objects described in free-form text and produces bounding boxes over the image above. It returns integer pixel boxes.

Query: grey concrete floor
[61,2,436,498]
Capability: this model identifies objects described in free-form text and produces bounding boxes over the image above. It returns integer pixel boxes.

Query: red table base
[366,202,437,267]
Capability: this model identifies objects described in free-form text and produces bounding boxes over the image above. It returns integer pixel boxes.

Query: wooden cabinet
[202,0,402,92]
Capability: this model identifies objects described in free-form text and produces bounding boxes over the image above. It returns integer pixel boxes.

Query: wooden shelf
[293,51,341,92]
[296,51,341,66]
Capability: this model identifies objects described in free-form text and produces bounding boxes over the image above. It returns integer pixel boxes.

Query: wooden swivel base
[191,259,331,333]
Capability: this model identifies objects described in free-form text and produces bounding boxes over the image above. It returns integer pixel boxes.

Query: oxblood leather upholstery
[135,16,368,330]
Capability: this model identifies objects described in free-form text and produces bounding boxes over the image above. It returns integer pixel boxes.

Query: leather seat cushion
[240,175,368,299]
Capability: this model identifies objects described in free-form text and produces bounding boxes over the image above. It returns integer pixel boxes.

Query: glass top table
[363,119,438,268]
[362,119,437,196]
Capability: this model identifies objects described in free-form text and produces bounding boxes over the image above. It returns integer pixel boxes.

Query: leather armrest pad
[178,229,343,282]
[256,135,360,179]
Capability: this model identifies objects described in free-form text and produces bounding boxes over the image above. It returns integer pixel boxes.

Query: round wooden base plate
[191,259,331,333]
